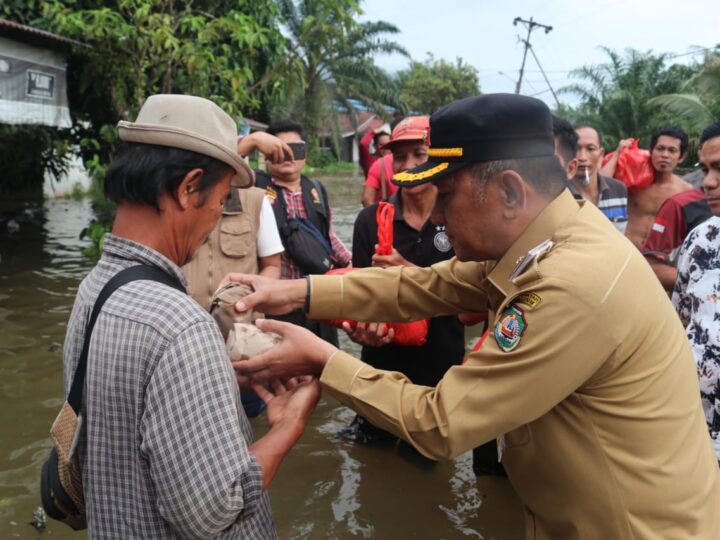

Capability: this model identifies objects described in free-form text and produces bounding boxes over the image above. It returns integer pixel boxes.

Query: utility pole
[513,16,553,95]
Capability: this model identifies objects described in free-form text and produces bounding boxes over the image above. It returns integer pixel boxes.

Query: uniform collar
[488,189,581,295]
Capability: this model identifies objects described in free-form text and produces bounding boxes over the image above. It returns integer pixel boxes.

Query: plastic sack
[603,139,654,193]
[323,202,429,346]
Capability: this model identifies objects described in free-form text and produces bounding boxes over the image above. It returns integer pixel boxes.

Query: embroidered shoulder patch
[514,291,542,309]
[494,305,527,352]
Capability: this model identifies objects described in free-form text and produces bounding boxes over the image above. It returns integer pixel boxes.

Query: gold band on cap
[393,162,449,182]
[428,147,463,157]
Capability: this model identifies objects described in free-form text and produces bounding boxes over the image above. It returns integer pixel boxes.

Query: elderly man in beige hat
[60,94,319,538]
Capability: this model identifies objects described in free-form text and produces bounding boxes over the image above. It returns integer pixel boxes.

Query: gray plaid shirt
[63,234,276,538]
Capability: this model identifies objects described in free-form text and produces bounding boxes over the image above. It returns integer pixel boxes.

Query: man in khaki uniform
[231,94,720,539]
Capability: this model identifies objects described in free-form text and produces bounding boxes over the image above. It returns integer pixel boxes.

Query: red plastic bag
[603,139,654,193]
[323,202,429,346]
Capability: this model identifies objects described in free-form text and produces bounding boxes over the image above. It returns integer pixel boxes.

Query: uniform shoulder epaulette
[509,239,554,282]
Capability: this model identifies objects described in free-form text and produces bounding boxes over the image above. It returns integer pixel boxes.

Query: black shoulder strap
[67,265,185,413]
[253,169,273,189]
[253,170,289,229]
[300,176,330,240]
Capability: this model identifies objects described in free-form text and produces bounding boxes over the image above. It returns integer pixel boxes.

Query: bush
[0,124,71,199]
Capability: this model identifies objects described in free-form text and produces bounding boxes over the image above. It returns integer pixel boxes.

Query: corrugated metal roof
[243,118,268,130]
[0,18,82,47]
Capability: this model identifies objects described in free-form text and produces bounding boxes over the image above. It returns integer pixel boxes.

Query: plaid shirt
[278,188,351,280]
[63,234,276,539]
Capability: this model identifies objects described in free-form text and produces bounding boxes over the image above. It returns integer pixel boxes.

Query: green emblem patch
[494,305,527,352]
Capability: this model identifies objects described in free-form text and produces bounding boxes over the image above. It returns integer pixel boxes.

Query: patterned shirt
[63,234,276,538]
[278,188,351,279]
[672,217,720,460]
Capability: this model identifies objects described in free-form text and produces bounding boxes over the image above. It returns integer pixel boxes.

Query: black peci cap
[393,93,555,185]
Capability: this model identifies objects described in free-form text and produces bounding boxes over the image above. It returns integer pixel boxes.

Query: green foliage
[560,47,700,151]
[271,0,408,156]
[43,0,282,117]
[41,0,285,175]
[0,0,44,24]
[0,124,71,199]
[397,53,481,115]
[80,219,111,259]
[306,148,336,169]
[648,50,720,140]
[70,182,86,200]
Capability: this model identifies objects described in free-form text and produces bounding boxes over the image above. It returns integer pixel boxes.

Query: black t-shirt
[351,192,465,386]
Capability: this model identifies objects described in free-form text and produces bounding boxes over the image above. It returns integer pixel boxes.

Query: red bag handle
[375,201,394,256]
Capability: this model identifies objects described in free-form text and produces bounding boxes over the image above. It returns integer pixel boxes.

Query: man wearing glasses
[250,120,351,346]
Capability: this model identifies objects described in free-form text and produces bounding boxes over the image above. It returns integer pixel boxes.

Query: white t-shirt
[257,197,284,257]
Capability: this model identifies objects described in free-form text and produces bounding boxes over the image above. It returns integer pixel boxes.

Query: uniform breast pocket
[220,217,252,257]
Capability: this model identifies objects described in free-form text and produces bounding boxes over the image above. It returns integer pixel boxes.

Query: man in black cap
[229,94,720,539]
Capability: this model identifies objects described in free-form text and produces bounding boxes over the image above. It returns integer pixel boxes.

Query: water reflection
[0,198,94,539]
[0,178,523,539]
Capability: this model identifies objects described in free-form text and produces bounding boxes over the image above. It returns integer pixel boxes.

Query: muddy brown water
[0,173,523,539]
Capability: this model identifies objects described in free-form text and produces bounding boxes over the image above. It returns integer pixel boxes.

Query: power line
[512,16,553,95]
[667,45,720,59]
[527,41,561,107]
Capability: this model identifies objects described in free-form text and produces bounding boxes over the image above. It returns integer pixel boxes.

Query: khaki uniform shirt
[309,190,720,539]
[184,187,265,309]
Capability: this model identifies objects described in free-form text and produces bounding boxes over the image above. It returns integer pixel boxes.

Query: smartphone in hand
[283,141,306,161]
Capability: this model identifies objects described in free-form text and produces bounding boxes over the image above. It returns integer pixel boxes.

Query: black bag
[40,265,185,530]
[279,216,334,274]
[265,176,335,275]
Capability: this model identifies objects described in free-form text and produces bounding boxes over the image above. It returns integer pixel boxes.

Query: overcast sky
[359,0,719,108]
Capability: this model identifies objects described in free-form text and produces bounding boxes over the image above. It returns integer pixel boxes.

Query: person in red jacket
[358,125,390,177]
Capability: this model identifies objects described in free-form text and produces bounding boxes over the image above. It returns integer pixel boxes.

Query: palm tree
[561,47,697,149]
[648,50,720,138]
[270,0,408,158]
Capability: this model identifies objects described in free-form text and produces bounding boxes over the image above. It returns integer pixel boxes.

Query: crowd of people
[55,90,720,539]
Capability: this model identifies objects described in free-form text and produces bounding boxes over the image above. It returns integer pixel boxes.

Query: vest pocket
[220,217,252,257]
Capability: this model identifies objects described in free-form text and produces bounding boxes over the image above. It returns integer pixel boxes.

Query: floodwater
[0,174,524,539]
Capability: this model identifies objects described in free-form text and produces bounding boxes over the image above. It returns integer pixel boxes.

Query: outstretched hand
[371,248,413,269]
[220,273,307,316]
[233,318,337,381]
[342,321,394,348]
[252,376,321,428]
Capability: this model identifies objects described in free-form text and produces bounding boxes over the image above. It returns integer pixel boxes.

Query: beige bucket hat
[117,94,253,188]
